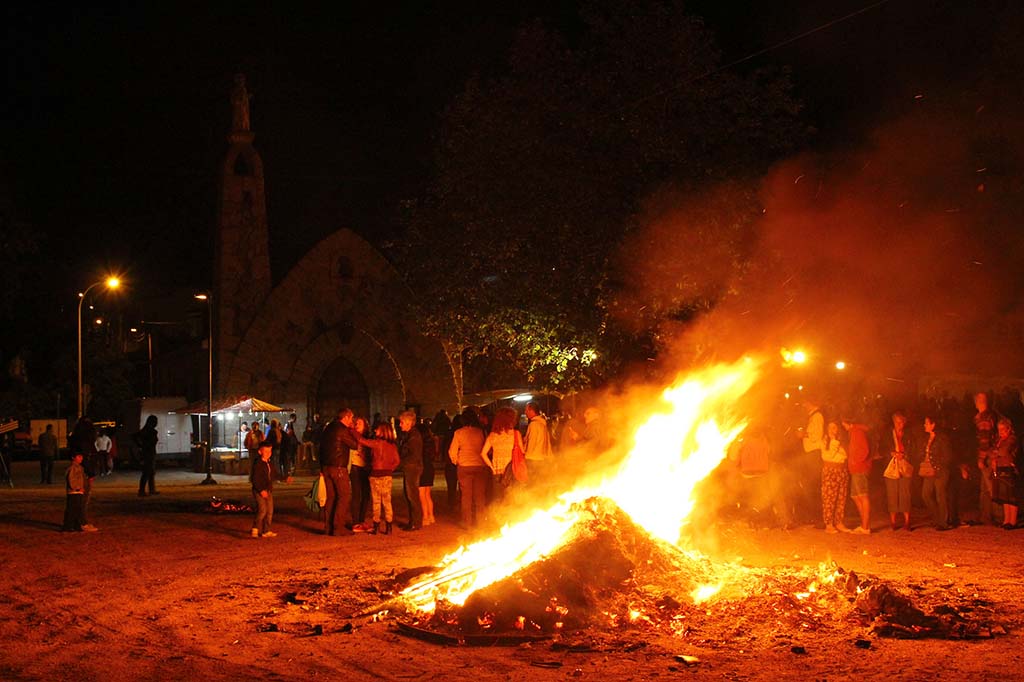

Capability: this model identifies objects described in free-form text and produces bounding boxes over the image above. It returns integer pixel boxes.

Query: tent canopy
[173,396,288,416]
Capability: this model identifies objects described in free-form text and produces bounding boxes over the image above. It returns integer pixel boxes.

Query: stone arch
[221,229,457,419]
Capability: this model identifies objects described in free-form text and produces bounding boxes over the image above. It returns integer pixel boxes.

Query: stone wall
[220,228,458,419]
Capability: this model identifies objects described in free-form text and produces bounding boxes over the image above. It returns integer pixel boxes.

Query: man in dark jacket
[397,410,424,530]
[319,408,359,536]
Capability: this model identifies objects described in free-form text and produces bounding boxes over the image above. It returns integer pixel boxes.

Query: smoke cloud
[622,106,1024,391]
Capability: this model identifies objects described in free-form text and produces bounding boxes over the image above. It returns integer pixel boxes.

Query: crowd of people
[306,401,559,539]
[729,390,1022,534]
[55,384,1023,541]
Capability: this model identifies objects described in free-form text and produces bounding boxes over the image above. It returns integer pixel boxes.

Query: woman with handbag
[480,407,526,500]
[883,411,914,531]
[919,416,953,530]
[991,418,1019,530]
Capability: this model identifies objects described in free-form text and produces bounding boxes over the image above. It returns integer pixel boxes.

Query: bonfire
[382,359,996,643]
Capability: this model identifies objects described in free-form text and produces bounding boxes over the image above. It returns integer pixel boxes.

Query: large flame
[402,360,758,612]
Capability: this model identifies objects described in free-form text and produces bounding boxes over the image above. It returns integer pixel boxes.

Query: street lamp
[195,293,217,485]
[77,276,121,419]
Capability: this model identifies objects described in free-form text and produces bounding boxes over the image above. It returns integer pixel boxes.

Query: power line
[624,0,895,112]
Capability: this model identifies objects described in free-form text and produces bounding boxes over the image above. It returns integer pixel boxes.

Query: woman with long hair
[820,421,850,533]
[479,407,525,499]
[350,417,373,531]
[357,422,401,535]
[448,408,488,527]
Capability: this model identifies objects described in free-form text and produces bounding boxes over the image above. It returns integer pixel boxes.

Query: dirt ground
[2,460,1024,682]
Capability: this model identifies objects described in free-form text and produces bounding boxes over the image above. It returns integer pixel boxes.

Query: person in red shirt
[842,417,872,534]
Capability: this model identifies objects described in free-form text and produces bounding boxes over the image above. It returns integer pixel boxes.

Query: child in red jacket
[358,423,401,535]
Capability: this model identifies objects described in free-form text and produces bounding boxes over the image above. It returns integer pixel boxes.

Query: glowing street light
[77,276,122,418]
[835,361,847,370]
[780,347,809,367]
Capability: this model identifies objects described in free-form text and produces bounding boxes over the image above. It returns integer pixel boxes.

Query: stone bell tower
[214,74,272,390]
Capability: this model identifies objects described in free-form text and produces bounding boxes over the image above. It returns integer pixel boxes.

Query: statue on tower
[231,73,251,132]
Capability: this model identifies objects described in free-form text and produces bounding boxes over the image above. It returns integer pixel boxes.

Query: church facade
[212,75,457,420]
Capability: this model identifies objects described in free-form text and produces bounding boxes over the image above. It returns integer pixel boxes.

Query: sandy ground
[2,460,1024,682]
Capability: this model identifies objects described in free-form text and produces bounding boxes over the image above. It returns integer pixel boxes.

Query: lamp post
[195,293,217,485]
[77,277,120,419]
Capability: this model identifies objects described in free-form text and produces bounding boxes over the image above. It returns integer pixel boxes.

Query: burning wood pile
[387,496,997,644]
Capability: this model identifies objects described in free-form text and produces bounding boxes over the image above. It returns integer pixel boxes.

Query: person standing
[318,408,358,536]
[349,417,372,531]
[441,414,460,513]
[820,421,850,534]
[265,419,283,478]
[481,407,525,497]
[62,452,94,532]
[884,411,913,531]
[842,417,872,534]
[523,402,551,477]
[798,400,826,525]
[244,420,263,460]
[358,423,401,535]
[397,410,424,531]
[281,413,299,476]
[919,416,953,531]
[973,392,1000,525]
[94,428,112,477]
[449,408,488,528]
[417,420,437,526]
[992,418,1019,529]
[38,424,58,485]
[250,442,278,538]
[135,415,159,496]
[69,418,99,530]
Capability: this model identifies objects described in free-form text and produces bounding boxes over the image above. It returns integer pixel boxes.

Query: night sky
[1,0,1013,308]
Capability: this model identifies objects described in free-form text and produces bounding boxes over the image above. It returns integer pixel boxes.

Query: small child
[358,423,401,535]
[250,443,277,538]
[63,452,94,532]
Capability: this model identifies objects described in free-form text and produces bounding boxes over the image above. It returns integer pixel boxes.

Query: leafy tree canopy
[400,1,806,391]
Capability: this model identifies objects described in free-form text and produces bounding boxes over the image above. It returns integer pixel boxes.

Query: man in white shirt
[94,429,113,476]
[524,402,552,474]
[798,399,825,524]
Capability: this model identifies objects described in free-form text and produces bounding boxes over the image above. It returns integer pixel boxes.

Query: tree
[399,1,805,390]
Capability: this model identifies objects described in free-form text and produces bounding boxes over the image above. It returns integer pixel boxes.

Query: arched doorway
[316,355,371,420]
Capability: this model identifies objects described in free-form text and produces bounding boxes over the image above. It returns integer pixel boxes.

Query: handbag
[884,455,914,479]
[918,459,936,478]
[511,431,528,483]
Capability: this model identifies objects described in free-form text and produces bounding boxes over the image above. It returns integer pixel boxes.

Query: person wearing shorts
[843,418,872,534]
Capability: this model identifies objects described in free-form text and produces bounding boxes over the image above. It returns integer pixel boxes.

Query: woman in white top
[479,407,524,495]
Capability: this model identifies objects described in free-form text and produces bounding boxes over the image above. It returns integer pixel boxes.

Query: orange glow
[401,360,759,612]
[780,347,808,367]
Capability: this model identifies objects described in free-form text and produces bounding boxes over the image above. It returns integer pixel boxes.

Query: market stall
[173,396,291,475]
